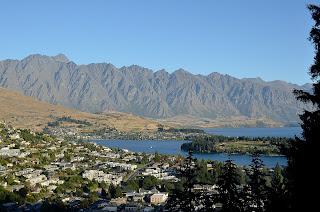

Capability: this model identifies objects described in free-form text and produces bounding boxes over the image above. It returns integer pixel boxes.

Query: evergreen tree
[287,3,320,210]
[154,150,161,162]
[108,183,116,198]
[141,152,149,164]
[212,160,223,183]
[266,163,286,211]
[271,163,284,194]
[6,174,14,185]
[115,184,123,198]
[88,191,99,202]
[18,187,28,198]
[246,152,268,212]
[182,150,200,211]
[215,155,244,212]
[101,188,108,199]
[194,159,213,184]
[166,149,200,211]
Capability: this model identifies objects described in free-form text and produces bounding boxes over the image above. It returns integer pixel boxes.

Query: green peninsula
[181,135,291,156]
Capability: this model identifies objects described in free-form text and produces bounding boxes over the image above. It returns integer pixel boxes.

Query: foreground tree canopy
[289,3,320,210]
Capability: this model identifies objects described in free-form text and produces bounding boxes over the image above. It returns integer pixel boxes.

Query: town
[45,125,210,141]
[0,121,290,212]
[0,122,215,211]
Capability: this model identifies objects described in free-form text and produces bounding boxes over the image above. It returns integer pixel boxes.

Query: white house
[26,175,47,186]
[9,133,20,139]
[40,178,59,187]
[82,170,122,184]
[0,148,20,157]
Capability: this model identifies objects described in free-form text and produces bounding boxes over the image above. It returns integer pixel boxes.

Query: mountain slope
[0,54,310,124]
[0,87,165,132]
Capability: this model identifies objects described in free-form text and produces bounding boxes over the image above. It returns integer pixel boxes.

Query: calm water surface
[93,127,300,168]
[205,127,302,138]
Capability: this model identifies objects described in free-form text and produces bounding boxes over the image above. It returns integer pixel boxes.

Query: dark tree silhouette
[154,150,161,162]
[286,3,320,211]
[166,149,201,211]
[266,163,286,211]
[108,183,116,198]
[245,152,268,212]
[215,155,244,212]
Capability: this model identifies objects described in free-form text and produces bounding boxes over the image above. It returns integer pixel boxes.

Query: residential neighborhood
[0,122,204,211]
[0,121,287,212]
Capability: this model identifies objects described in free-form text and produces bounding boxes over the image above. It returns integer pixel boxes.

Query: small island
[181,135,291,156]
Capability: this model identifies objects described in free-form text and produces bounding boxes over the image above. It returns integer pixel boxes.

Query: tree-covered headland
[181,135,290,155]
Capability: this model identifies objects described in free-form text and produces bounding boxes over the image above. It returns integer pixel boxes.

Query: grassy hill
[0,87,168,133]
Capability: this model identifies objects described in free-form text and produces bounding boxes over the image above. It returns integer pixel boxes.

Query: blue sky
[0,0,318,85]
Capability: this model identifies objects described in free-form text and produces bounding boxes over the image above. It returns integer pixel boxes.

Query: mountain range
[0,54,312,126]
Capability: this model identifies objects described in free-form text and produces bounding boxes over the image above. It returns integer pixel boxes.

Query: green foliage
[140,152,149,164]
[166,150,200,212]
[165,183,175,192]
[86,180,99,191]
[63,181,75,190]
[245,153,269,211]
[19,129,47,142]
[80,199,90,209]
[106,183,123,198]
[40,199,68,212]
[108,183,116,198]
[124,179,139,191]
[57,116,93,126]
[142,176,159,189]
[74,188,84,197]
[164,128,205,133]
[177,152,184,159]
[0,186,24,206]
[215,156,245,212]
[212,160,224,183]
[154,150,161,162]
[115,184,123,198]
[87,127,112,137]
[194,159,214,184]
[55,185,66,194]
[101,188,108,198]
[88,191,99,202]
[181,135,289,155]
[6,174,14,185]
[267,163,286,211]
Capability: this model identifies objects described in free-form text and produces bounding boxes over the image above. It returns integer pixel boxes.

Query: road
[123,162,153,183]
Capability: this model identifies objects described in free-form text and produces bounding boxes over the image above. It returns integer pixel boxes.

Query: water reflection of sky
[204,127,302,138]
[93,139,287,168]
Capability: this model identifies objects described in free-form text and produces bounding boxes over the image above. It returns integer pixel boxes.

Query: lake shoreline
[92,139,287,168]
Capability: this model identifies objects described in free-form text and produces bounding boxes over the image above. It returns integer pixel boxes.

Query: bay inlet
[93,127,302,168]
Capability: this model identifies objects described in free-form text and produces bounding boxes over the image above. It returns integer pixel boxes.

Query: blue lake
[204,127,302,138]
[93,127,301,168]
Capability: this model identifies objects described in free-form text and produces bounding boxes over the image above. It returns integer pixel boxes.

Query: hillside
[0,54,311,125]
[0,87,166,132]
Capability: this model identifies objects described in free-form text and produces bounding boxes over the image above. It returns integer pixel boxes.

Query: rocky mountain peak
[0,54,310,124]
[53,53,70,63]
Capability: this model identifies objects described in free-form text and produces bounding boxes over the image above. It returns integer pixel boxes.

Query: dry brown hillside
[0,87,167,132]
